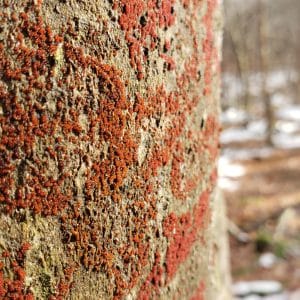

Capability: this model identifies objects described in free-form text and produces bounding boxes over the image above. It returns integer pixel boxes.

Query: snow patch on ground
[220,120,267,144]
[219,157,246,177]
[233,280,283,297]
[222,70,298,104]
[275,105,300,122]
[271,93,291,107]
[273,133,300,150]
[275,121,300,135]
[218,177,240,191]
[221,107,250,125]
[221,147,274,161]
[218,157,245,191]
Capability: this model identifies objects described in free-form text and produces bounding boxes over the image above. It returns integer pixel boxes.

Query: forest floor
[220,71,300,298]
[219,120,300,298]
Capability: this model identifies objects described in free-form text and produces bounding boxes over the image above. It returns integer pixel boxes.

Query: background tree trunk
[257,0,274,145]
[223,14,251,116]
[0,1,230,299]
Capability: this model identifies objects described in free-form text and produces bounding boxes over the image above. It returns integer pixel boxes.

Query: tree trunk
[0,1,230,299]
[224,20,251,117]
[258,0,274,146]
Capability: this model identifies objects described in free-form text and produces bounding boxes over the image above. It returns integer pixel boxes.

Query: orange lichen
[137,252,163,300]
[163,191,210,280]
[0,243,33,299]
[116,0,175,78]
[190,280,205,300]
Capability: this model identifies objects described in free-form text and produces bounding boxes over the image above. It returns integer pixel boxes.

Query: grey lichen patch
[137,129,150,166]
[74,162,87,196]
[68,268,112,300]
[0,216,22,285]
[23,216,67,298]
[78,113,89,132]
[0,212,66,298]
[35,272,52,299]
[53,43,64,78]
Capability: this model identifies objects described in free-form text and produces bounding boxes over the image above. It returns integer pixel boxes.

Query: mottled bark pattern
[0,1,227,299]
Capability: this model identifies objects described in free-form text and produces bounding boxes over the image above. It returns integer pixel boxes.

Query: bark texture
[0,0,229,299]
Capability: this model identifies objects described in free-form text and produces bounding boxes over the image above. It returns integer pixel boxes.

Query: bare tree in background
[257,0,274,145]
[223,0,300,109]
[223,8,251,116]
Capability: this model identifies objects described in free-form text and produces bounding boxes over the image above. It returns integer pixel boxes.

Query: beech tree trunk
[0,1,230,299]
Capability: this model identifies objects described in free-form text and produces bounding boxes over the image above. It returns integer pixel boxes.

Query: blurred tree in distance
[222,0,300,133]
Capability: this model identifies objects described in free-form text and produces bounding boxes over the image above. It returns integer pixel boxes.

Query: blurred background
[219,0,300,299]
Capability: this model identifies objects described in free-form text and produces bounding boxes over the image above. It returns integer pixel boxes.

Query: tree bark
[0,1,230,299]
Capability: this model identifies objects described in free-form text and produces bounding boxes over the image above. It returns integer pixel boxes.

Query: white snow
[233,281,283,297]
[271,93,291,107]
[264,293,289,300]
[258,253,278,269]
[273,133,300,150]
[233,281,252,297]
[221,104,300,150]
[222,69,298,107]
[218,157,246,177]
[247,280,282,295]
[266,70,295,91]
[220,119,267,144]
[218,177,240,191]
[275,105,300,122]
[275,121,300,135]
[241,295,262,300]
[222,73,243,101]
[221,127,261,145]
[248,73,264,97]
[221,147,274,161]
[218,157,245,191]
[221,108,250,125]
[247,120,267,135]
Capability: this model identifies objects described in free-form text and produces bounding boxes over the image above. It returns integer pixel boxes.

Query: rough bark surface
[0,0,229,299]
